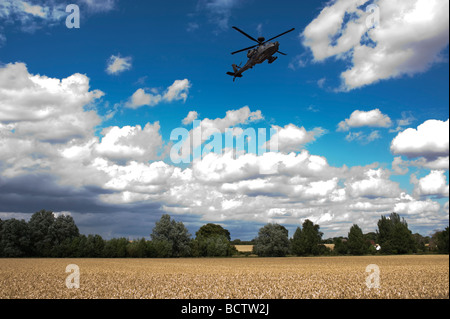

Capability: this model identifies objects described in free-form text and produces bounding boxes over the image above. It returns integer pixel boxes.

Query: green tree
[364,232,377,243]
[76,234,105,257]
[28,210,81,257]
[291,219,324,256]
[347,224,369,255]
[51,215,79,245]
[205,236,234,257]
[49,214,80,257]
[28,210,56,256]
[148,239,173,258]
[0,219,31,257]
[253,223,289,257]
[0,218,3,257]
[333,237,348,255]
[376,213,416,254]
[291,227,302,256]
[196,223,231,241]
[435,227,449,254]
[151,214,192,257]
[104,237,129,258]
[412,233,429,253]
[127,238,149,258]
[192,224,235,257]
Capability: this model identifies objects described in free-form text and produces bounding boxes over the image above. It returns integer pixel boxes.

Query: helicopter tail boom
[227,64,243,81]
[226,71,243,81]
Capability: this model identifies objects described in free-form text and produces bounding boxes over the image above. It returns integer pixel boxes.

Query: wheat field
[0,255,448,299]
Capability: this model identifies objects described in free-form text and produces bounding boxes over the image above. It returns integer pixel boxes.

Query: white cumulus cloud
[127,89,162,109]
[338,109,392,131]
[395,199,441,216]
[106,55,132,75]
[302,0,450,90]
[126,79,191,109]
[0,62,103,143]
[163,79,191,103]
[182,111,199,125]
[412,170,449,198]
[391,119,449,160]
[95,122,163,164]
[266,124,325,153]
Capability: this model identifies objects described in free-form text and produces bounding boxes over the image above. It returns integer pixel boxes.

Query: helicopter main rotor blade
[231,44,259,55]
[232,26,260,44]
[264,28,296,43]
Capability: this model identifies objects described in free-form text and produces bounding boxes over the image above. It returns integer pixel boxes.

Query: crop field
[234,245,254,253]
[0,255,448,299]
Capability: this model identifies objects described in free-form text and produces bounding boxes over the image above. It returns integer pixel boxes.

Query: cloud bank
[0,63,448,239]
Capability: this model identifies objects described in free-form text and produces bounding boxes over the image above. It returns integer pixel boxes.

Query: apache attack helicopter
[227,26,295,81]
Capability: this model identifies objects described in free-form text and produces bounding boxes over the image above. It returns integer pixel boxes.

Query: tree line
[0,210,448,258]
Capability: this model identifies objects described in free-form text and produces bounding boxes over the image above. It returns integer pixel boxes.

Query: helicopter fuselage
[250,41,280,64]
[234,41,280,77]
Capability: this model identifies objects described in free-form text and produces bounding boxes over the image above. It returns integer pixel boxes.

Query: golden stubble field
[0,255,448,299]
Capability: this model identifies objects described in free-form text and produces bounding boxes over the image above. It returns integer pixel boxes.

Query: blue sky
[0,0,449,240]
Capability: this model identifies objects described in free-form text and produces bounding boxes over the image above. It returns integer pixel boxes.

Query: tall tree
[50,214,80,245]
[291,227,302,256]
[412,233,429,253]
[435,227,449,254]
[80,234,105,257]
[253,223,289,257]
[376,213,416,254]
[193,223,235,257]
[347,224,369,255]
[151,214,192,257]
[49,214,80,257]
[104,237,129,258]
[0,218,3,256]
[126,238,149,258]
[27,210,81,257]
[0,219,31,257]
[196,223,231,241]
[333,237,348,255]
[292,219,324,256]
[28,210,56,256]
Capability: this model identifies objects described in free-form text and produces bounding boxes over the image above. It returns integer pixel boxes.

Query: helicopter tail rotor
[226,71,243,81]
[227,64,243,81]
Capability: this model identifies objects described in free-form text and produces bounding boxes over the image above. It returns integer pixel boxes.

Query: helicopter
[227,26,295,81]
